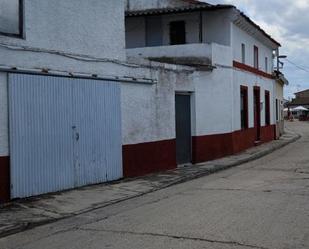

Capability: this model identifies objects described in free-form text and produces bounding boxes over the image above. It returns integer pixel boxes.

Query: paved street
[1,121,309,249]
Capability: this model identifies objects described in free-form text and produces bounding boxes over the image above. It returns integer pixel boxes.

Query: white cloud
[294,0,309,9]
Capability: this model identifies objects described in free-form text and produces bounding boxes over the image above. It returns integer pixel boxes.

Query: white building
[0,0,287,202]
[124,0,287,173]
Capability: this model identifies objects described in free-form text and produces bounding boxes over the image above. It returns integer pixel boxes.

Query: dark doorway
[175,94,192,165]
[170,21,186,45]
[254,87,261,141]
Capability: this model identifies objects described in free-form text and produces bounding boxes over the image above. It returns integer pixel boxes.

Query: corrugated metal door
[72,79,122,187]
[9,74,122,199]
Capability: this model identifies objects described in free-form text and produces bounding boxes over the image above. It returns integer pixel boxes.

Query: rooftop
[289,97,309,106]
[295,89,309,94]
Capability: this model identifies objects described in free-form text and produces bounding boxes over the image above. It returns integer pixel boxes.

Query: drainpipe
[199,11,203,43]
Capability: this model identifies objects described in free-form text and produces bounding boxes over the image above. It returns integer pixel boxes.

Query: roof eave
[233,10,281,48]
[125,4,234,17]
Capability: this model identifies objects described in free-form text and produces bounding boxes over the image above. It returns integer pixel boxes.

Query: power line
[284,58,309,73]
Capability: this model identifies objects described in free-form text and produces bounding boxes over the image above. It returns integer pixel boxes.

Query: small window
[169,21,186,45]
[0,0,23,37]
[240,86,248,129]
[254,46,259,69]
[241,43,246,64]
[265,91,270,125]
[265,57,268,72]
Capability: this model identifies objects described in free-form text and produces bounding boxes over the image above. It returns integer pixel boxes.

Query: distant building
[275,72,289,138]
[289,89,309,109]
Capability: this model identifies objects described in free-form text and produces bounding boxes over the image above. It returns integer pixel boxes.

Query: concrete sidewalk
[0,130,300,239]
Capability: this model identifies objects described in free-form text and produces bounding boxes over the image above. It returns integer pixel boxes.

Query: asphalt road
[1,121,309,249]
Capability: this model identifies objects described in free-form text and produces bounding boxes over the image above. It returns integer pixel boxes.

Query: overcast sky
[205,0,309,99]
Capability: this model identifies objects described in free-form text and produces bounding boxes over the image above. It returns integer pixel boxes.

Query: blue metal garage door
[9,74,122,198]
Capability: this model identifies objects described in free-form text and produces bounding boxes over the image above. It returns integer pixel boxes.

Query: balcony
[126,43,232,69]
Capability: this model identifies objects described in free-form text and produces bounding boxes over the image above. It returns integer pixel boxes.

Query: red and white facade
[0,0,286,202]
[123,0,284,176]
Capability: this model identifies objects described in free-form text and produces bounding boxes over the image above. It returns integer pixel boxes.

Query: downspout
[199,11,203,43]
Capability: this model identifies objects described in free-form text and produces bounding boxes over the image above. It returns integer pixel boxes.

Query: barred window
[0,0,22,37]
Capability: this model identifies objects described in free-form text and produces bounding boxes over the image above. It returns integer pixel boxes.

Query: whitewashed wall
[193,67,234,136]
[233,69,275,131]
[0,0,126,60]
[275,82,284,100]
[0,0,164,85]
[122,65,236,144]
[202,10,232,46]
[124,42,234,142]
[193,43,234,136]
[232,24,274,73]
[121,66,195,145]
[127,43,212,62]
[0,73,9,157]
[231,23,279,130]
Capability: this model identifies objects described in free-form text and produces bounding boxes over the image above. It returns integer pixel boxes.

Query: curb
[160,132,301,189]
[0,132,301,239]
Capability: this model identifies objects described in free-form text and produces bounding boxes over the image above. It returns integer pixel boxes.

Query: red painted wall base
[0,156,10,203]
[192,133,234,163]
[261,125,276,142]
[192,125,276,164]
[123,125,276,178]
[123,139,177,178]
